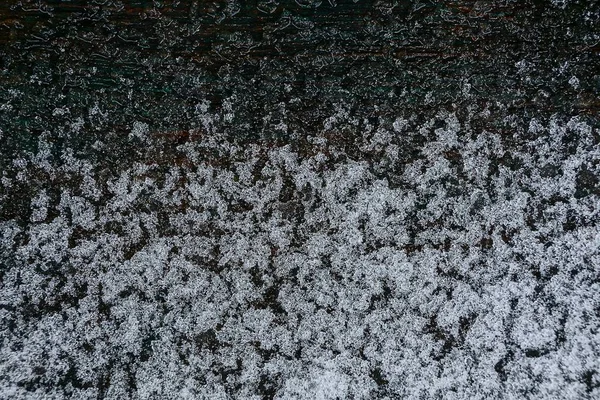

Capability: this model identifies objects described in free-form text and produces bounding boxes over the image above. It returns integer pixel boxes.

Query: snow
[1,114,599,399]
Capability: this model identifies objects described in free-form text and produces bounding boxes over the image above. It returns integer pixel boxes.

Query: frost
[1,114,599,399]
[30,190,49,223]
[130,121,150,142]
[568,76,580,89]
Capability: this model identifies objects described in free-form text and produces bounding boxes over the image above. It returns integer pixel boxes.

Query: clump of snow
[129,121,150,142]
